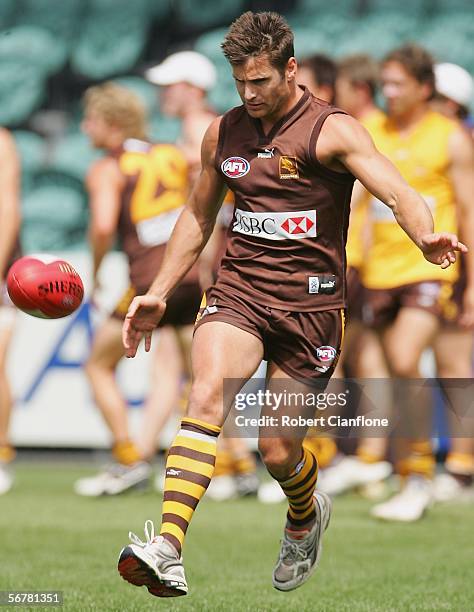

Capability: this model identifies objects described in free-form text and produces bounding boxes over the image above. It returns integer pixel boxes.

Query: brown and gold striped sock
[160,417,221,554]
[274,447,319,528]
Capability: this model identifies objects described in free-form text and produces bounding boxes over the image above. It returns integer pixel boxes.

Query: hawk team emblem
[279,155,299,179]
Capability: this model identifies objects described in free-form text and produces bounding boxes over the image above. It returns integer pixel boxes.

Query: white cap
[435,62,473,107]
[145,51,217,91]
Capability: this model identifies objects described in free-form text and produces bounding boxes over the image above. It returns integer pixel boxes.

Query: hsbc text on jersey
[232,209,317,241]
[221,156,250,178]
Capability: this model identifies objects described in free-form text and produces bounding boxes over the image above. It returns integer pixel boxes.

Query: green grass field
[0,463,473,612]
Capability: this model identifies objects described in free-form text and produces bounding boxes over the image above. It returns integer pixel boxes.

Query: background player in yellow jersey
[315,55,394,497]
[431,62,474,502]
[357,45,474,521]
[0,128,21,495]
[74,83,202,496]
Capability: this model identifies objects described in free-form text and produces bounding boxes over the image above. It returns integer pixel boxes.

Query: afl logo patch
[221,156,250,178]
[316,346,337,362]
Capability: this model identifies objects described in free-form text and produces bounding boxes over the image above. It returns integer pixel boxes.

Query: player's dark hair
[337,54,379,99]
[221,11,294,75]
[383,44,435,96]
[299,54,337,93]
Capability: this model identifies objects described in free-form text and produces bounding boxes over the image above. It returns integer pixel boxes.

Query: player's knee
[84,355,108,379]
[387,350,420,378]
[187,380,222,424]
[258,438,296,475]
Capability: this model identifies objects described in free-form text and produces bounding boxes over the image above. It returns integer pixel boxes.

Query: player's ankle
[285,517,315,533]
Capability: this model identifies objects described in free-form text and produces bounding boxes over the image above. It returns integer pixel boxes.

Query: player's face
[160,83,187,117]
[81,110,110,148]
[335,76,357,114]
[232,55,295,120]
[298,66,333,103]
[381,61,431,118]
[297,66,318,95]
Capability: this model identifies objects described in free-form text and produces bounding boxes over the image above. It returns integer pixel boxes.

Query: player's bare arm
[448,127,474,328]
[0,129,21,281]
[317,114,467,267]
[86,158,124,287]
[123,116,227,356]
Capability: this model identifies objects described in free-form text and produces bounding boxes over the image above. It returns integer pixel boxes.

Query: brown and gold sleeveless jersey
[115,138,191,291]
[215,87,355,312]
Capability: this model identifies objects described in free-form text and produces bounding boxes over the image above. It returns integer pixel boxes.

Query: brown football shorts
[346,265,366,323]
[437,262,466,327]
[112,282,202,327]
[363,280,454,329]
[194,284,345,385]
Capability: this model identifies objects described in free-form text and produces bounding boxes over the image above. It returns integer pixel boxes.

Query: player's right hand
[122,294,167,357]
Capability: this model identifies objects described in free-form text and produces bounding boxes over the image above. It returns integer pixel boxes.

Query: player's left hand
[420,233,468,269]
[459,285,474,329]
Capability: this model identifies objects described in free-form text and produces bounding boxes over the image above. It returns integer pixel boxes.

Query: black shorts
[194,284,345,385]
[112,282,202,328]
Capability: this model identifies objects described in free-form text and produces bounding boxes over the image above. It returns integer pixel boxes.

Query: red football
[6,255,84,319]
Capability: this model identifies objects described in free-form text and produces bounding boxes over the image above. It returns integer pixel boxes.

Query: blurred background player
[74,83,202,496]
[356,45,474,521]
[304,55,393,498]
[146,52,259,499]
[431,62,474,502]
[145,51,218,185]
[257,53,392,505]
[297,53,337,103]
[0,128,21,494]
[432,63,474,138]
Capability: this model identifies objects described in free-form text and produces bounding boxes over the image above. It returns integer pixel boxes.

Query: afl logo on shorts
[221,156,250,178]
[316,346,336,362]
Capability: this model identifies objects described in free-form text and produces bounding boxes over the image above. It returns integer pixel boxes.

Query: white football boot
[432,472,474,503]
[0,462,13,495]
[74,461,151,496]
[118,520,187,598]
[317,456,392,496]
[258,480,286,504]
[371,475,433,522]
[272,491,332,591]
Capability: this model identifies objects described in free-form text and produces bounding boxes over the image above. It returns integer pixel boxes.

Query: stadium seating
[334,14,418,58]
[71,0,150,79]
[14,0,82,43]
[49,133,102,182]
[419,13,474,71]
[194,28,230,68]
[0,25,68,75]
[12,130,46,194]
[149,114,182,144]
[174,0,245,29]
[0,0,16,28]
[21,174,88,252]
[113,76,158,114]
[0,60,44,126]
[366,0,429,18]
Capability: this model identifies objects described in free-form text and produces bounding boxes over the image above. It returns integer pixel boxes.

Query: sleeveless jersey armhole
[214,113,228,173]
[308,109,354,184]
